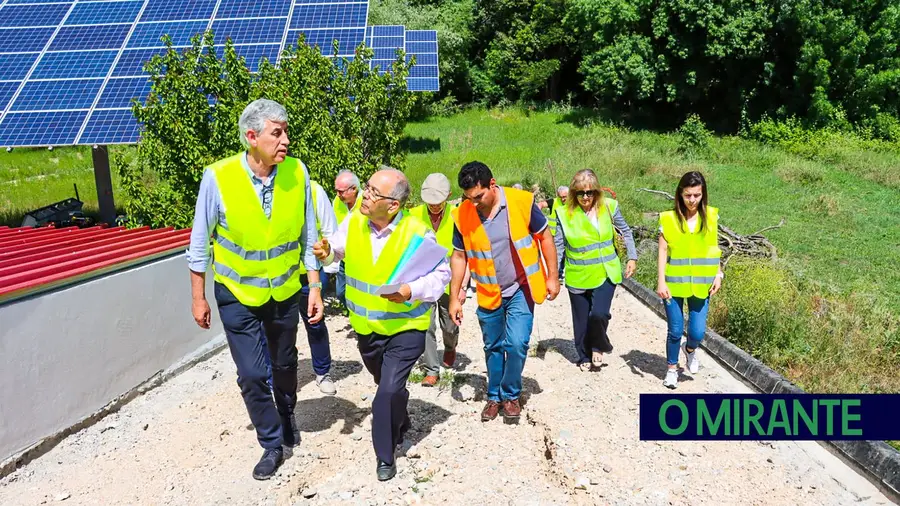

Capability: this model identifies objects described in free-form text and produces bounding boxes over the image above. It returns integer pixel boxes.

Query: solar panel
[0,1,438,147]
[366,25,404,74]
[405,30,439,91]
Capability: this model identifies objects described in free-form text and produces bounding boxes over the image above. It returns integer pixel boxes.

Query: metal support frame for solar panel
[0,0,372,226]
[405,29,438,92]
[365,25,404,75]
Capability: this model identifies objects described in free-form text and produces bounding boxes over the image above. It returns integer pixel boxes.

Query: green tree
[117,33,415,228]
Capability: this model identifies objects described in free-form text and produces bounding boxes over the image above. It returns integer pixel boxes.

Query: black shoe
[252,448,284,480]
[281,414,300,448]
[376,460,397,481]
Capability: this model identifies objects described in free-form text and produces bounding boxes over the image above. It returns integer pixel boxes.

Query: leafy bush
[677,114,712,154]
[708,257,811,368]
[117,33,415,228]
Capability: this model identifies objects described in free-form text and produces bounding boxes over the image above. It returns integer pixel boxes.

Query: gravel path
[0,288,892,505]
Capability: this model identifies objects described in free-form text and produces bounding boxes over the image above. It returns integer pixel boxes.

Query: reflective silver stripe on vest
[513,235,534,250]
[345,275,379,295]
[665,275,716,284]
[523,261,541,276]
[566,252,618,265]
[566,238,614,254]
[215,235,299,261]
[472,272,499,285]
[668,257,720,266]
[465,249,493,260]
[346,299,432,320]
[214,262,299,288]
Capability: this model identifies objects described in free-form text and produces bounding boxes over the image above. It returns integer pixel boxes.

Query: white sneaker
[316,374,337,396]
[682,343,700,374]
[663,369,679,389]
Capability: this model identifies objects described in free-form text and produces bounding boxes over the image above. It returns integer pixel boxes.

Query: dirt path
[0,289,892,505]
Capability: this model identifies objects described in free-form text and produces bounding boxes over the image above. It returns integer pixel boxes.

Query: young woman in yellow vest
[657,171,723,389]
[553,170,637,371]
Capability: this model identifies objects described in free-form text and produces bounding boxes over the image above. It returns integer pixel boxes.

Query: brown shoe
[442,349,457,368]
[421,375,438,387]
[502,399,522,420]
[481,401,500,422]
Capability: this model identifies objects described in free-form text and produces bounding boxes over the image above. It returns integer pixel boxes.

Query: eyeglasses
[575,190,597,198]
[335,186,356,196]
[362,182,398,202]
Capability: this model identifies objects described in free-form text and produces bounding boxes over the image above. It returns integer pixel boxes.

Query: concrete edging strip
[0,334,227,479]
[621,277,900,502]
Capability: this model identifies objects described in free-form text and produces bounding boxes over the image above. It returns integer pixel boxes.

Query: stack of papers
[375,235,448,295]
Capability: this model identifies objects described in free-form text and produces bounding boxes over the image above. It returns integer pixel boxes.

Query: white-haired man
[314,168,450,481]
[187,98,324,480]
[329,169,362,310]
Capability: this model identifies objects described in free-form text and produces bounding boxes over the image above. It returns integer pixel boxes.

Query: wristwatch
[308,282,323,289]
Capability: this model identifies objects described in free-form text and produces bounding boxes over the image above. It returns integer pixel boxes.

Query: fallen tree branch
[637,188,675,200]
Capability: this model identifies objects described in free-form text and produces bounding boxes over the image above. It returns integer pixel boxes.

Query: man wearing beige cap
[410,173,464,386]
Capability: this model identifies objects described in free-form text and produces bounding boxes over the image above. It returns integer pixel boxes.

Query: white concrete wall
[0,254,222,462]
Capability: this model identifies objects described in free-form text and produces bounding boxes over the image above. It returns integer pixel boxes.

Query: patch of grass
[0,146,130,226]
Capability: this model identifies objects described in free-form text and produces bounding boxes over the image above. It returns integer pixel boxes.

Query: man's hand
[546,276,561,301]
[381,284,411,304]
[308,288,324,323]
[456,285,467,306]
[449,298,463,326]
[624,259,637,279]
[313,238,330,261]
[192,298,211,329]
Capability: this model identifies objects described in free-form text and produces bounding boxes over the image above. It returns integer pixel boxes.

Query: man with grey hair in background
[187,98,324,480]
[329,169,362,312]
[313,167,450,481]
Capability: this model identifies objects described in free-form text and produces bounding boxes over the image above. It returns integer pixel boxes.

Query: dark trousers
[215,282,299,449]
[568,280,616,363]
[357,329,426,464]
[300,273,331,376]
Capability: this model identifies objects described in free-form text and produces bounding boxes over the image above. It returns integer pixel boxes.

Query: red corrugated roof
[0,225,191,303]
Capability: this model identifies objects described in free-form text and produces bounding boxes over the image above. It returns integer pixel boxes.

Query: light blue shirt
[186,152,320,274]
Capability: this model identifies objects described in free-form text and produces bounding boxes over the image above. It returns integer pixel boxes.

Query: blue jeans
[664,296,710,366]
[475,288,534,402]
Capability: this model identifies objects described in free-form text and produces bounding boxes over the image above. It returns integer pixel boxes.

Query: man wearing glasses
[448,161,560,423]
[329,170,362,311]
[186,99,324,480]
[313,168,450,481]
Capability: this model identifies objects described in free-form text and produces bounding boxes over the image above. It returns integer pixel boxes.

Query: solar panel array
[0,2,438,147]
[405,30,438,92]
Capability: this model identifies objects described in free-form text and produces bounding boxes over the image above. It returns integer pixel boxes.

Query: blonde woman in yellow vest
[329,170,362,312]
[657,171,723,389]
[449,161,560,423]
[185,99,323,480]
[410,173,464,386]
[553,170,637,371]
[313,168,450,481]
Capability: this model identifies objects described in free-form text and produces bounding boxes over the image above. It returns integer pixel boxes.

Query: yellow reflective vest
[556,199,623,289]
[344,211,433,336]
[332,193,361,226]
[410,203,456,295]
[547,197,564,236]
[659,208,721,298]
[211,153,306,307]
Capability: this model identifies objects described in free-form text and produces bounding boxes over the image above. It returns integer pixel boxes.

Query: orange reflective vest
[454,187,548,310]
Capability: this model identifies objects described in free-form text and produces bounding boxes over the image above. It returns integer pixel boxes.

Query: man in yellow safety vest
[186,99,324,480]
[329,170,362,310]
[314,168,450,481]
